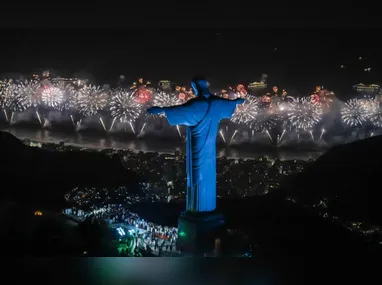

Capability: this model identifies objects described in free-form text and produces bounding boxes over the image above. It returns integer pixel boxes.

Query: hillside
[283,135,382,224]
[0,131,140,210]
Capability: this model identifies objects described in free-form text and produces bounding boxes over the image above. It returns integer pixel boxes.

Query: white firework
[42,87,64,109]
[341,98,369,127]
[364,98,382,127]
[231,97,259,125]
[277,101,293,114]
[287,97,323,130]
[110,90,142,123]
[77,85,109,116]
[8,84,35,112]
[16,80,41,107]
[153,92,181,107]
[53,81,77,111]
[0,80,16,109]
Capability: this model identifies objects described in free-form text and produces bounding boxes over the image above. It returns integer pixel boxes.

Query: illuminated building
[248,81,267,90]
[158,80,172,92]
[52,77,80,84]
[248,82,267,96]
[353,83,381,94]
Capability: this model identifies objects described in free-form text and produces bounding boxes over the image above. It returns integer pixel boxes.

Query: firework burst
[7,84,36,112]
[363,98,382,127]
[287,97,323,131]
[134,87,153,104]
[153,92,181,107]
[77,85,109,116]
[0,80,16,109]
[42,87,64,109]
[230,97,259,125]
[341,98,369,127]
[110,90,142,123]
[15,80,42,107]
[53,81,77,111]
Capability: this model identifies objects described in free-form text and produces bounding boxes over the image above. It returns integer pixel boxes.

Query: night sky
[1,28,381,96]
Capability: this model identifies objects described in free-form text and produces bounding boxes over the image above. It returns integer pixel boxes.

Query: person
[147,77,244,212]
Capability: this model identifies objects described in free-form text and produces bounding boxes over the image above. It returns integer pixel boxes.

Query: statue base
[176,211,225,256]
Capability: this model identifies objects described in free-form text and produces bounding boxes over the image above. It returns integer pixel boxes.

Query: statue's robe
[162,95,242,212]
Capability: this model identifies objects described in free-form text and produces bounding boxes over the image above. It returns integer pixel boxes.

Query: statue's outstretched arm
[147,99,208,127]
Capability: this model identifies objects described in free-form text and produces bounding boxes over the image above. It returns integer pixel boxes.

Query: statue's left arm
[147,99,209,127]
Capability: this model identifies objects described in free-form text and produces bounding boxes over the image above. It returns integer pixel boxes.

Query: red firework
[310,94,320,104]
[134,87,153,104]
[178,92,186,101]
[261,95,271,103]
[236,84,248,97]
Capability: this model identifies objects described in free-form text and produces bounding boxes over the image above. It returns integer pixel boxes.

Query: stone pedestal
[176,211,225,256]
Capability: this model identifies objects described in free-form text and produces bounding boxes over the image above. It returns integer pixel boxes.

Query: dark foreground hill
[131,195,380,257]
[0,131,380,281]
[0,131,140,210]
[283,135,382,225]
[129,135,382,264]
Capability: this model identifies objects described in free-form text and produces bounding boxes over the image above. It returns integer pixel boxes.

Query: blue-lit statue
[147,78,244,213]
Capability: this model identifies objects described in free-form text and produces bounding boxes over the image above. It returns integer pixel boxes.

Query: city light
[117,227,126,236]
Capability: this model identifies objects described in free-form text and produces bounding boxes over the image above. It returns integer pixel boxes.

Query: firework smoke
[251,108,279,132]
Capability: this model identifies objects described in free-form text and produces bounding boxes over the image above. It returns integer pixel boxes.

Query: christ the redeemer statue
[147,77,244,254]
[148,78,244,212]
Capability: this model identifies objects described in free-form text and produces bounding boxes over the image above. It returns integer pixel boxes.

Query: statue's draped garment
[162,96,239,212]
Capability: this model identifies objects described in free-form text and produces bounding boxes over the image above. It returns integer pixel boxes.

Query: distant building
[248,82,267,96]
[248,81,267,90]
[158,80,173,92]
[51,77,79,84]
[353,83,381,94]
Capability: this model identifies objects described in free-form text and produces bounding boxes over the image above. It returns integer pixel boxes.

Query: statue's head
[191,76,210,98]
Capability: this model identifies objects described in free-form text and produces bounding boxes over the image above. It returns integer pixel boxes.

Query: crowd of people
[63,203,179,256]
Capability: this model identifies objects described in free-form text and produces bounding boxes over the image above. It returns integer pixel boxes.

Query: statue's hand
[147,106,163,115]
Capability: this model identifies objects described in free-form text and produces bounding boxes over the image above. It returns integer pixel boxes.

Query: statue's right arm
[160,99,209,126]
